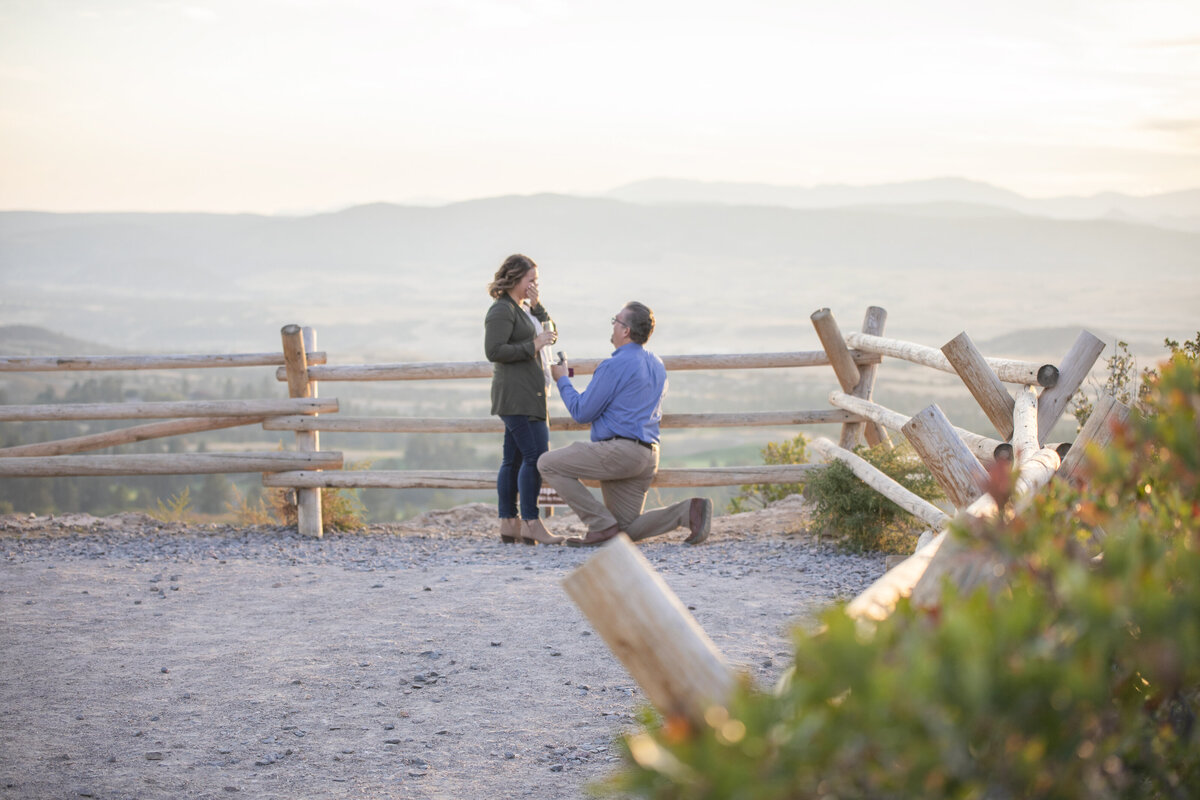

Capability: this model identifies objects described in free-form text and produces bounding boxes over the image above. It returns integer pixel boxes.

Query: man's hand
[551,358,568,381]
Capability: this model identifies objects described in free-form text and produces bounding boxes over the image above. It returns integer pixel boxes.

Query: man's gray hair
[623,301,654,345]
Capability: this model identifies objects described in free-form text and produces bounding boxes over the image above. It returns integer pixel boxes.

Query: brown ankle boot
[521,518,564,545]
[499,517,521,544]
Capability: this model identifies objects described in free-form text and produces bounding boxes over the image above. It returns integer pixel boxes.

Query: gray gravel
[0,500,885,799]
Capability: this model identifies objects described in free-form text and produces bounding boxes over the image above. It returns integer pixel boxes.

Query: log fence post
[941,332,1015,440]
[1012,385,1041,461]
[810,309,869,449]
[900,404,988,509]
[1036,331,1105,444]
[562,534,735,724]
[281,324,323,538]
[854,307,891,448]
[1057,394,1131,483]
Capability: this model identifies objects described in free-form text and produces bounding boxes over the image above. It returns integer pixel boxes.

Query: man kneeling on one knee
[537,301,712,547]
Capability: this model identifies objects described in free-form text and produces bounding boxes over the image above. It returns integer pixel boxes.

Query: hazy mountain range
[2,178,1197,366]
[604,177,1200,232]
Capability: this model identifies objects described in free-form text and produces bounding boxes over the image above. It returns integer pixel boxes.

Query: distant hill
[0,325,123,356]
[841,202,1028,220]
[607,177,1024,209]
[973,327,1175,361]
[605,178,1200,231]
[6,194,1197,278]
[1,194,1196,359]
[973,327,1112,360]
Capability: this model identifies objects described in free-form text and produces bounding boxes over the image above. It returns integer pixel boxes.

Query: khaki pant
[537,439,693,541]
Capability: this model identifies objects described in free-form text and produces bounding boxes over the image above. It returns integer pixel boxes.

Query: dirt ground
[0,499,884,799]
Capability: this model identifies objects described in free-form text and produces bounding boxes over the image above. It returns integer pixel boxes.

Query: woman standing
[484,254,563,545]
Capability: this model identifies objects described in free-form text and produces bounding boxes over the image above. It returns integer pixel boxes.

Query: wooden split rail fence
[0,311,867,535]
[0,310,1096,544]
[564,313,1113,723]
[4,307,1119,724]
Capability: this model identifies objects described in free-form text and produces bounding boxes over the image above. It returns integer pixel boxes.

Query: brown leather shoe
[684,498,712,544]
[565,525,622,548]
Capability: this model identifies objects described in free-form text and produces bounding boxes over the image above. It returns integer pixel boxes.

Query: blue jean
[497,415,550,521]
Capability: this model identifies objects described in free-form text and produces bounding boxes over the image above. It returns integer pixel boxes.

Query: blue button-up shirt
[556,343,666,444]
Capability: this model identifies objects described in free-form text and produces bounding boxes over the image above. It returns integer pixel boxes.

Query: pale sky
[1,0,1198,213]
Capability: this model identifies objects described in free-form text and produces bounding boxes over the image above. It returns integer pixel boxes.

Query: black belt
[603,435,656,450]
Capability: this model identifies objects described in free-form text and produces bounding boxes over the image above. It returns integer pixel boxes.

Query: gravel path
[0,499,884,799]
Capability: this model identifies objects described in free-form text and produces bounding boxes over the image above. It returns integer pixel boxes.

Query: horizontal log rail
[273,350,881,383]
[0,415,268,458]
[0,451,344,478]
[809,436,951,530]
[263,409,861,434]
[262,464,819,490]
[0,352,326,372]
[844,332,1058,387]
[0,312,1109,546]
[827,391,1001,464]
[0,397,336,422]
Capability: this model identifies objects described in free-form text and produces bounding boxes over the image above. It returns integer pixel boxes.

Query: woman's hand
[525,281,540,307]
[534,329,557,348]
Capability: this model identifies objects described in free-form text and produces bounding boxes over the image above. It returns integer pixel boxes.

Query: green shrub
[805,442,942,553]
[1163,332,1200,362]
[1072,331,1199,430]
[728,434,810,513]
[607,355,1200,799]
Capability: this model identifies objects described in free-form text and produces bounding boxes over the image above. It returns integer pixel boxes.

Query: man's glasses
[611,317,629,328]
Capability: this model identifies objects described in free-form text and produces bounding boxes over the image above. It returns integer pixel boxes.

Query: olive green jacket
[485,293,553,419]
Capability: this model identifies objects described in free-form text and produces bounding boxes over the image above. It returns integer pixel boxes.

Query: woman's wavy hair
[488,254,537,299]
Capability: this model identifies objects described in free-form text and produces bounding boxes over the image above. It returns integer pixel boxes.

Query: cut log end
[281,324,302,336]
[562,535,734,723]
[993,442,1014,462]
[1037,364,1060,388]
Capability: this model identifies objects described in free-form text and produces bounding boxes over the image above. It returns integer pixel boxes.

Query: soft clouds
[0,0,1197,211]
